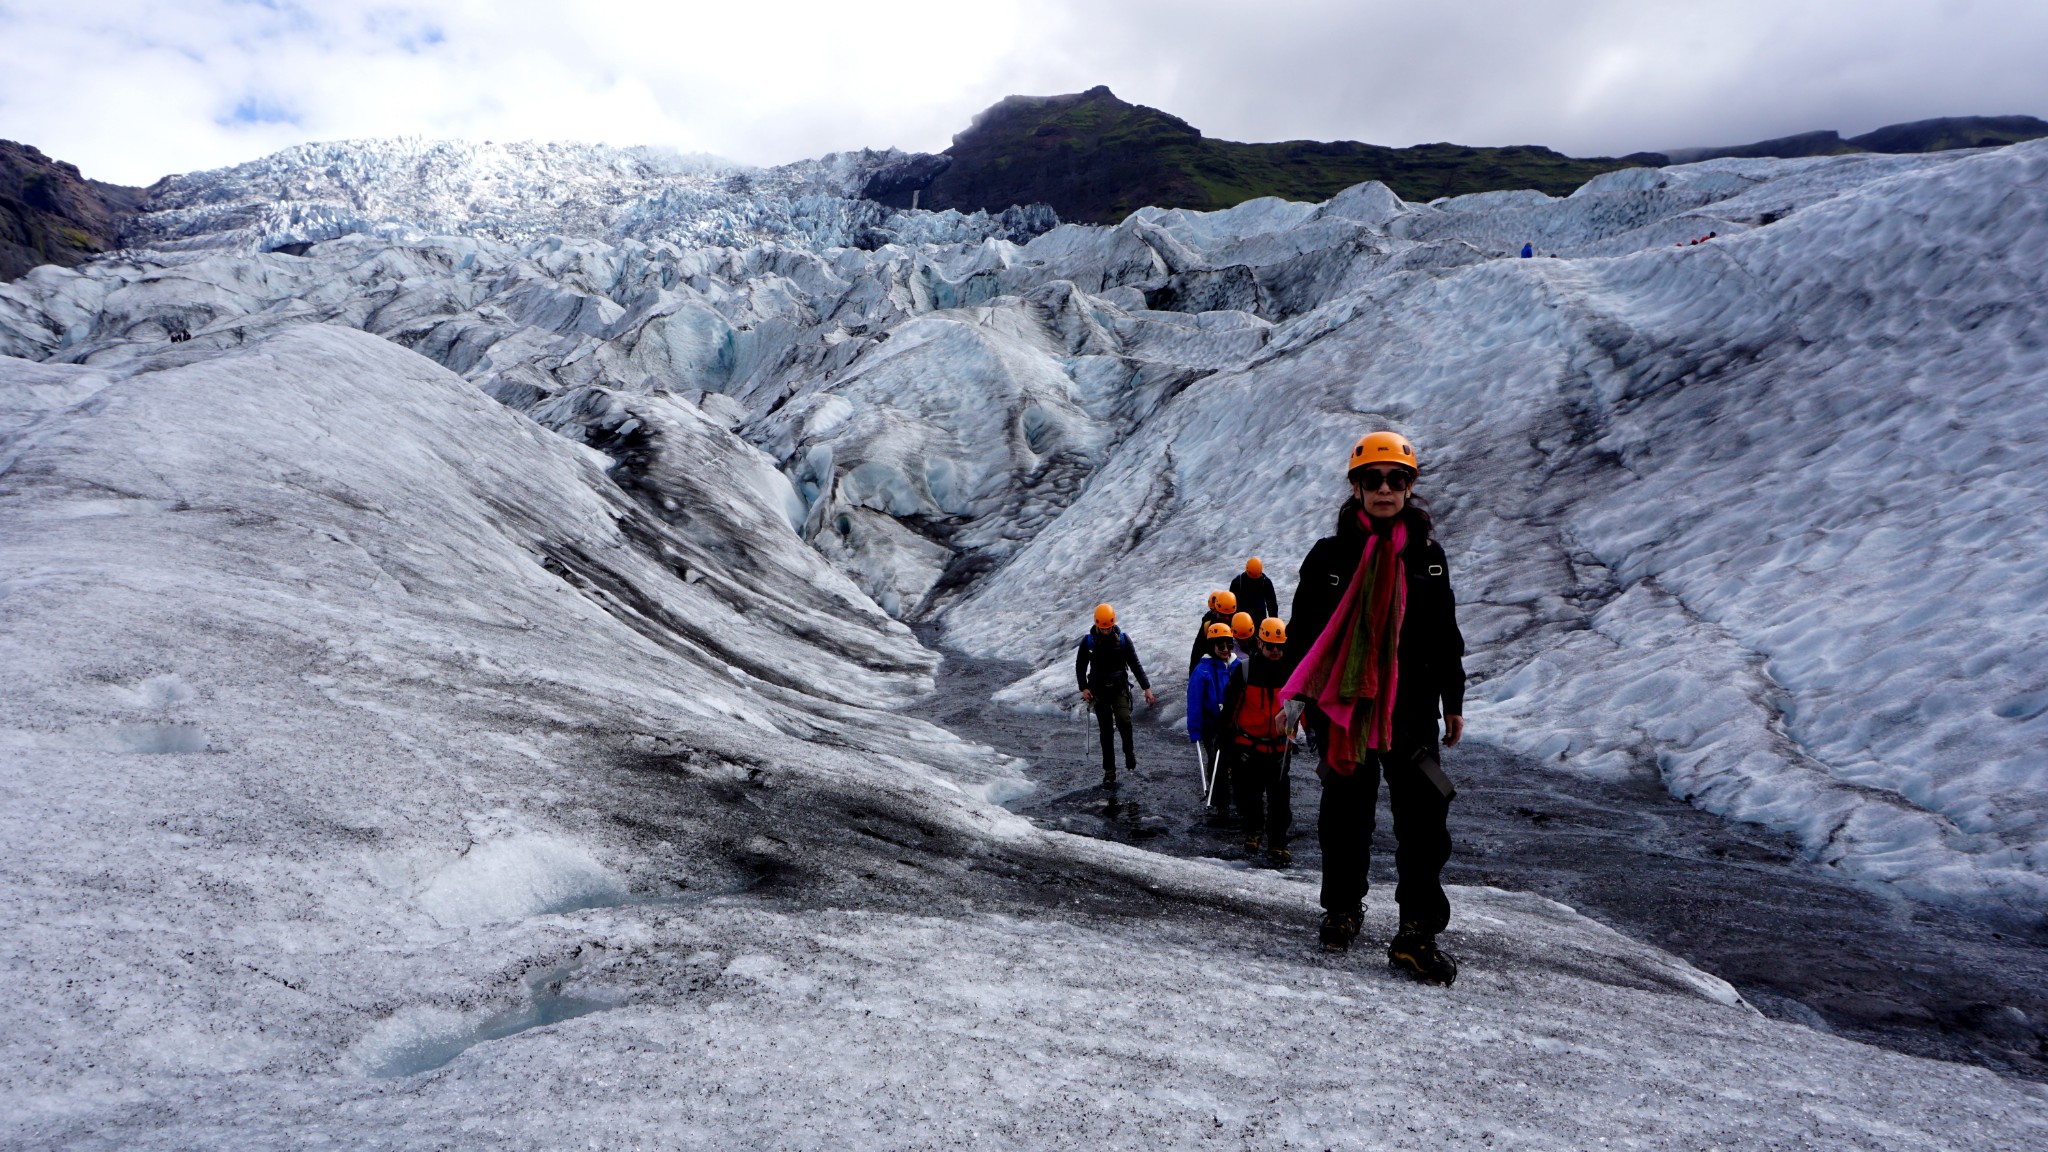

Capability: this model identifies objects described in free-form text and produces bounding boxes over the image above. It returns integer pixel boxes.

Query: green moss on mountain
[884,90,2048,226]
[1846,116,2048,153]
[899,87,1660,224]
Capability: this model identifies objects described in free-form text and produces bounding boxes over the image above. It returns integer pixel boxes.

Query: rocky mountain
[867,86,1664,223]
[1849,114,2048,152]
[0,140,146,280]
[1663,114,2048,164]
[864,89,2048,223]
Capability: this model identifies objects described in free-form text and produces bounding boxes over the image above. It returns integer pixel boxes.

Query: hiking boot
[1388,922,1458,986]
[1264,846,1292,869]
[1319,909,1362,952]
[1101,770,1117,788]
[1243,832,1264,854]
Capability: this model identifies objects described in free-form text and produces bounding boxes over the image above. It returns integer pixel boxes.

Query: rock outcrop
[869,86,1664,223]
[0,140,147,281]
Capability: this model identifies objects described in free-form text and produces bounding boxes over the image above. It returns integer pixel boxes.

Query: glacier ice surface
[5,134,2048,1144]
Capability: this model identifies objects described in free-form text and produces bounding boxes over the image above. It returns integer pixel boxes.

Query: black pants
[1093,690,1135,778]
[1235,745,1292,847]
[1318,744,1452,935]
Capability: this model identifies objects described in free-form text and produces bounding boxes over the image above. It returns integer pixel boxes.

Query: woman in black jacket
[1282,430,1465,985]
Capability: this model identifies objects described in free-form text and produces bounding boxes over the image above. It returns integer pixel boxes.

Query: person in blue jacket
[1187,621,1240,823]
[1520,242,1534,258]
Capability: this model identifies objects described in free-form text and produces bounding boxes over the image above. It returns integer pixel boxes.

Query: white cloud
[2,0,2045,185]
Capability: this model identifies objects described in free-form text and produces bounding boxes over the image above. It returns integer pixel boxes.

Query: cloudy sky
[5,0,2045,185]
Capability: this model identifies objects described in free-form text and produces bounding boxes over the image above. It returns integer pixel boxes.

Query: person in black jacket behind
[1186,589,1239,673]
[1281,430,1466,986]
[1228,558,1280,625]
[1076,602,1158,787]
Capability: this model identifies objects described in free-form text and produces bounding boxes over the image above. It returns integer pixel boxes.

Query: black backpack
[1083,629,1135,688]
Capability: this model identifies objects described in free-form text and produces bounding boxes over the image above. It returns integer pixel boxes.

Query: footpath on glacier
[917,641,2048,1079]
[3,134,2048,1145]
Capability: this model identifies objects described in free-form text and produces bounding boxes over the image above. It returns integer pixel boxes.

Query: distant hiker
[1187,589,1238,672]
[1187,621,1239,818]
[1078,603,1157,787]
[1520,243,1533,258]
[1229,558,1280,625]
[1222,617,1296,866]
[1283,430,1467,985]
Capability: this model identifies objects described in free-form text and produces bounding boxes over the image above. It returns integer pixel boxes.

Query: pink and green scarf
[1282,514,1406,774]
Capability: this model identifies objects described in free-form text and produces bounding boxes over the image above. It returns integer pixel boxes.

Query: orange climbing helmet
[1245,557,1263,578]
[1208,589,1238,615]
[1348,430,1418,476]
[1205,622,1233,641]
[1258,618,1287,645]
[1231,612,1255,640]
[1094,603,1117,627]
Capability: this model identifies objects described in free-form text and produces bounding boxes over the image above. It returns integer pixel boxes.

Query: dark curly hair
[1336,492,1434,540]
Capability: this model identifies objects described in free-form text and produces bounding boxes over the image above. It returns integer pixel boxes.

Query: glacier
[119,137,1057,257]
[4,133,2048,1143]
[7,140,2043,916]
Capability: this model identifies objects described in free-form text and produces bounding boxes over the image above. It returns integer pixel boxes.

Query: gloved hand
[1282,697,1306,734]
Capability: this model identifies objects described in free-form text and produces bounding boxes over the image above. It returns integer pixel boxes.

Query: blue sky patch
[219,97,300,128]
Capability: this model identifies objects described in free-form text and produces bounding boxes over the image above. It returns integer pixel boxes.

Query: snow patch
[414,834,629,927]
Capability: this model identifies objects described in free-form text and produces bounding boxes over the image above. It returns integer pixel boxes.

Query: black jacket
[1187,609,1235,673]
[1228,572,1281,626]
[1284,509,1466,739]
[1077,627,1151,695]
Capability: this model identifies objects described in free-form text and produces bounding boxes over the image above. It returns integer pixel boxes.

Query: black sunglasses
[1353,467,1415,492]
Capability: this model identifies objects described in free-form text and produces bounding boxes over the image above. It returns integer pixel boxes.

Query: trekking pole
[1079,696,1093,771]
[1196,742,1212,800]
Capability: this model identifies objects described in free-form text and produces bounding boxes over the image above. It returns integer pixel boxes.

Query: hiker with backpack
[1221,617,1296,867]
[1077,603,1158,787]
[1229,559,1280,626]
[1282,430,1467,986]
